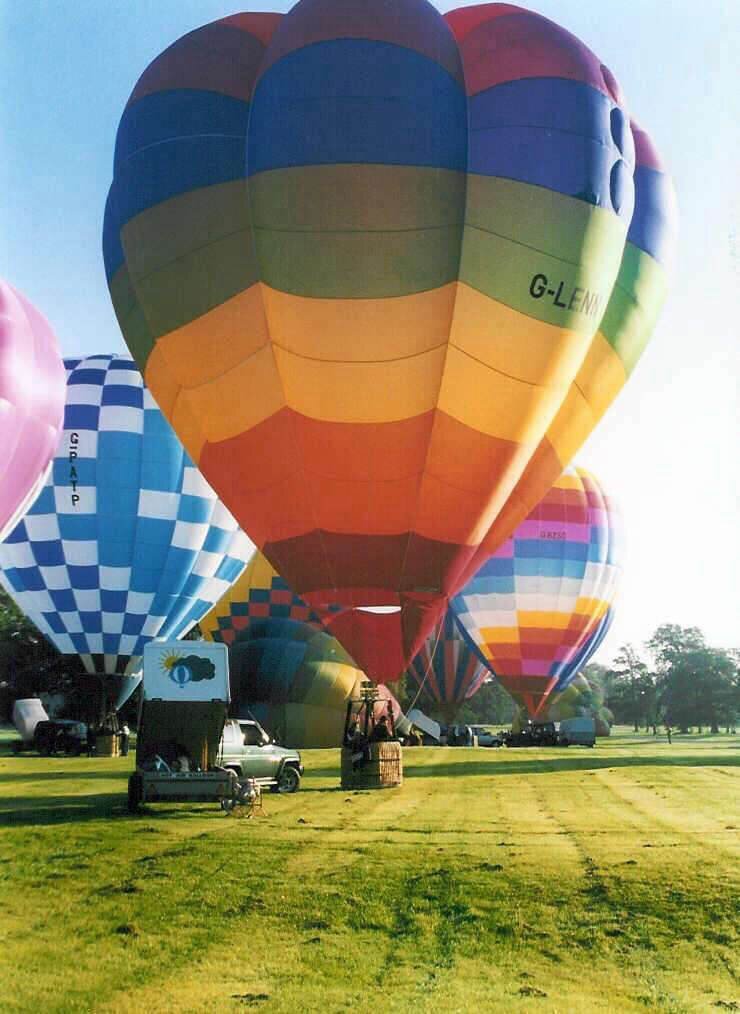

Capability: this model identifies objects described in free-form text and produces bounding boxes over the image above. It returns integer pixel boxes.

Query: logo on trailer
[160,650,215,688]
[170,661,193,687]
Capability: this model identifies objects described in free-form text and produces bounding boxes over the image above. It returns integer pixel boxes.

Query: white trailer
[128,642,241,811]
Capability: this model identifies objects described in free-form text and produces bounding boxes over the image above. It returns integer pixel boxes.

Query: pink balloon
[0,281,66,541]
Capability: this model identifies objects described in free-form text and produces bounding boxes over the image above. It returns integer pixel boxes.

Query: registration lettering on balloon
[528,274,602,317]
[69,432,80,506]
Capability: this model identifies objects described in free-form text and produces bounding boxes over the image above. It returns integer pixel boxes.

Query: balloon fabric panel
[0,356,253,676]
[0,281,66,542]
[104,2,673,683]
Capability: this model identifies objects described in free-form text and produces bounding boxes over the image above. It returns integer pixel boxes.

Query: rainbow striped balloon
[450,467,620,718]
[104,2,675,683]
[406,611,489,722]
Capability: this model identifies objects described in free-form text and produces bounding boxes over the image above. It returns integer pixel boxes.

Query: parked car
[469,725,504,748]
[33,719,88,756]
[219,718,303,793]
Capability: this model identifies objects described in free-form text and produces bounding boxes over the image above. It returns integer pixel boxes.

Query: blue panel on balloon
[249,40,467,175]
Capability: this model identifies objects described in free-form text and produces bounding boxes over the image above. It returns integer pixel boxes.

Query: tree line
[584,624,738,734]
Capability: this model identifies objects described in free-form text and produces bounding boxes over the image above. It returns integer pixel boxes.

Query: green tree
[647,625,738,734]
[606,644,656,731]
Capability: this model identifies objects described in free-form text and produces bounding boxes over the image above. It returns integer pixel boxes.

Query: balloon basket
[341,741,403,790]
[95,733,120,758]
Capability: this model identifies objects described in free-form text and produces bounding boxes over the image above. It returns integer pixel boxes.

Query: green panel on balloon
[459,222,625,334]
[129,227,258,339]
[109,266,156,371]
[600,246,667,374]
[249,165,466,232]
[252,225,462,299]
[121,180,254,281]
[465,175,625,268]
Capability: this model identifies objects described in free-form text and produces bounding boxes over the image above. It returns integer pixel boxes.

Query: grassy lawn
[0,727,738,1013]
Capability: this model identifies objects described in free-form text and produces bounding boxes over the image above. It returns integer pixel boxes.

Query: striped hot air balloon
[450,467,620,718]
[104,1,675,685]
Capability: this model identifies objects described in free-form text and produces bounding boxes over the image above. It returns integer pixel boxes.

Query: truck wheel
[275,765,301,794]
[127,773,143,813]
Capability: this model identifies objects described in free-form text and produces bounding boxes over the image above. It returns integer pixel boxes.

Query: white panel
[54,486,96,515]
[74,590,102,612]
[61,540,99,566]
[58,611,83,633]
[126,591,155,614]
[36,565,70,591]
[181,466,213,499]
[99,566,131,590]
[101,612,125,634]
[23,513,62,542]
[172,520,209,550]
[98,405,143,434]
[138,490,180,521]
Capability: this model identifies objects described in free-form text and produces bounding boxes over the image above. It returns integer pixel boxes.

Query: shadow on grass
[0,768,130,784]
[0,791,230,827]
[305,751,739,782]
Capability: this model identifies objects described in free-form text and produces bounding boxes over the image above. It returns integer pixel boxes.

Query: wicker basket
[96,733,120,758]
[341,741,403,790]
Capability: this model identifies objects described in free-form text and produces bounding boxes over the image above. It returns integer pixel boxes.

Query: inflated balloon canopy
[0,280,66,542]
[0,356,253,677]
[451,466,620,718]
[104,1,676,683]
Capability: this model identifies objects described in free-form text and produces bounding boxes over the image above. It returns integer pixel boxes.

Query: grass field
[0,728,738,1013]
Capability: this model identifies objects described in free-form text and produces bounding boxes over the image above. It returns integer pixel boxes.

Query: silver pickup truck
[219,718,303,793]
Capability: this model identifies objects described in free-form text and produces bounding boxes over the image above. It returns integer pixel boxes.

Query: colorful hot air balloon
[406,611,488,724]
[207,615,402,748]
[0,356,253,695]
[450,467,620,718]
[103,2,675,684]
[198,547,342,643]
[0,280,66,541]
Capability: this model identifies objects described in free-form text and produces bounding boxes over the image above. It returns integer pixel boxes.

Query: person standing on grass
[665,724,672,744]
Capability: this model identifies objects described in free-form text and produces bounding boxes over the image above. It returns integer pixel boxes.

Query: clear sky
[1,0,737,662]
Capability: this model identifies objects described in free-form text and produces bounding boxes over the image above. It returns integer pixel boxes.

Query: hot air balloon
[450,467,620,718]
[0,355,253,717]
[0,280,66,541]
[406,611,488,724]
[204,615,403,748]
[104,2,675,684]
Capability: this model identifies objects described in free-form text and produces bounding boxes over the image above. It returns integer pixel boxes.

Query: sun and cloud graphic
[160,650,216,687]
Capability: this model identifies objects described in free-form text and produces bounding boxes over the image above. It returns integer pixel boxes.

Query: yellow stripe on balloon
[272,342,447,424]
[262,282,457,362]
[449,283,588,388]
[438,345,565,442]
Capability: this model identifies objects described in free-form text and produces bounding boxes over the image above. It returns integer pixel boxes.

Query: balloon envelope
[216,616,403,748]
[104,2,674,682]
[0,355,253,677]
[0,280,66,541]
[451,467,620,718]
[406,611,488,722]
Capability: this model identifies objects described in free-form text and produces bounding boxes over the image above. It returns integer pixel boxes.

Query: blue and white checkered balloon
[0,355,254,676]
